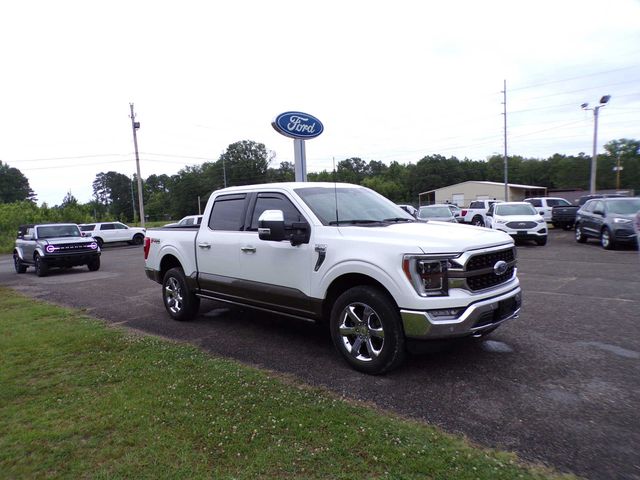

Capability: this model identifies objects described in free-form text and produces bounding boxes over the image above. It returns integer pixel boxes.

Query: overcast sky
[1,0,639,205]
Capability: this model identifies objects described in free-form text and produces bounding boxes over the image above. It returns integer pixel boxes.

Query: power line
[510,65,640,92]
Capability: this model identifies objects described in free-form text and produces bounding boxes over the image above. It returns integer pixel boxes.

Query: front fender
[315,259,406,305]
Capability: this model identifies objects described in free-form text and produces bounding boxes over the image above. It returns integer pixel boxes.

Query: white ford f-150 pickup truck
[144,182,522,374]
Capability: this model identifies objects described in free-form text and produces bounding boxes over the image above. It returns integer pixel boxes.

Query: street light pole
[581,95,611,194]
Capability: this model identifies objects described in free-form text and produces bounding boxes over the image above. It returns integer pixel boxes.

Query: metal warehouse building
[419,181,547,207]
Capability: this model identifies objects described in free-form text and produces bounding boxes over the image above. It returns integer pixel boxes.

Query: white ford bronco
[144,182,521,374]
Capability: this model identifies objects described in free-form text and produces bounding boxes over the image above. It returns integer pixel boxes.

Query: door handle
[198,242,211,249]
[240,246,256,253]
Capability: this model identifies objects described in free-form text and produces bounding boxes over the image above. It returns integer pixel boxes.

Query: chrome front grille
[450,246,516,292]
[505,221,537,229]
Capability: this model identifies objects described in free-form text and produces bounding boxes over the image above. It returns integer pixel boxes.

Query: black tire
[552,222,559,228]
[562,223,574,231]
[330,285,406,375]
[162,267,200,321]
[13,253,27,274]
[535,236,548,246]
[471,216,485,227]
[95,237,104,248]
[131,234,144,245]
[34,254,48,277]
[87,257,101,271]
[600,227,615,250]
[575,224,587,243]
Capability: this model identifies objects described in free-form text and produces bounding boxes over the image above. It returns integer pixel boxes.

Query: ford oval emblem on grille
[494,260,508,276]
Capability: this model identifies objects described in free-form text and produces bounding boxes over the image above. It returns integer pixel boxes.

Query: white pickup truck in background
[459,199,501,226]
[144,182,522,374]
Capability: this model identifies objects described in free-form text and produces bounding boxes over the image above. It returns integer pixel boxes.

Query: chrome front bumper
[400,287,522,339]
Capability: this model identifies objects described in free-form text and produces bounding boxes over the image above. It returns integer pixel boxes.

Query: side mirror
[486,212,493,217]
[258,210,286,242]
[23,234,33,240]
[594,209,604,216]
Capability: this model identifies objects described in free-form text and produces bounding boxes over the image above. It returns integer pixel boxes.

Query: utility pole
[581,95,611,194]
[129,103,146,227]
[502,80,509,201]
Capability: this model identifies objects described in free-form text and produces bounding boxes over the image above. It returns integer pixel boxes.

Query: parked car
[486,202,548,246]
[13,223,100,277]
[574,197,640,249]
[417,205,457,223]
[79,222,146,248]
[164,215,203,227]
[446,204,463,222]
[459,199,501,226]
[524,197,573,223]
[144,182,521,374]
[396,204,418,217]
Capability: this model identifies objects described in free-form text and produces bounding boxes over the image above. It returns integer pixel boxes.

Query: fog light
[428,308,464,319]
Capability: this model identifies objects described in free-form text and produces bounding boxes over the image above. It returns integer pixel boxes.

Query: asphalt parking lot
[2,229,639,480]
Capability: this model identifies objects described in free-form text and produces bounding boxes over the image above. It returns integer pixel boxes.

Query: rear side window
[527,199,542,207]
[209,194,247,231]
[248,193,305,231]
[547,198,570,207]
[100,224,115,230]
[469,201,482,208]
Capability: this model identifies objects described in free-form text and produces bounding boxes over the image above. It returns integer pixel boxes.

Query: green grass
[0,288,577,479]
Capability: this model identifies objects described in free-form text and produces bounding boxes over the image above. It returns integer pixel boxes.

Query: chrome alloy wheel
[164,276,184,314]
[337,302,385,362]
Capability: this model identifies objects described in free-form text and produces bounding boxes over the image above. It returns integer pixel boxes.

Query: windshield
[607,198,640,214]
[418,207,452,218]
[294,186,414,225]
[495,204,537,216]
[37,225,82,239]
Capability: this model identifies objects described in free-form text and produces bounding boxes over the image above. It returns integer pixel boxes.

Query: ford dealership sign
[272,111,324,140]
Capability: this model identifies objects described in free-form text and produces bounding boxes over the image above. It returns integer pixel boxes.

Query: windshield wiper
[328,219,383,226]
[382,217,414,223]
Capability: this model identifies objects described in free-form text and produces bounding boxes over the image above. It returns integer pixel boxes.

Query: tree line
[2,138,639,224]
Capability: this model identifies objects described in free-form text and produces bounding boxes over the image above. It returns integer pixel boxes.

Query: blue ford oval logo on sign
[272,111,324,140]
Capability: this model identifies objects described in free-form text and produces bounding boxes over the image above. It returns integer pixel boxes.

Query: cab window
[209,194,247,231]
[248,193,306,231]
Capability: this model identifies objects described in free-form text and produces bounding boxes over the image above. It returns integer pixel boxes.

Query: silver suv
[575,197,640,249]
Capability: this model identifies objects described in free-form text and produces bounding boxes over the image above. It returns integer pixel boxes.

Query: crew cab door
[195,193,246,293]
[238,191,317,319]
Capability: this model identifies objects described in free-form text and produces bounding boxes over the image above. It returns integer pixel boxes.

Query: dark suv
[574,197,640,249]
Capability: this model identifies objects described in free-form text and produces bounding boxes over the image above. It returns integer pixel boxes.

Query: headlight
[613,218,631,224]
[402,255,456,296]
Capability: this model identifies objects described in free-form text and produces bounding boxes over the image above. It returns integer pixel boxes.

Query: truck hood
[337,221,512,254]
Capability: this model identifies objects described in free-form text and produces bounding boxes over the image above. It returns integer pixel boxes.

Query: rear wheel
[575,224,587,243]
[330,285,406,375]
[601,227,615,250]
[162,267,200,321]
[13,253,27,273]
[34,254,48,277]
[471,216,485,227]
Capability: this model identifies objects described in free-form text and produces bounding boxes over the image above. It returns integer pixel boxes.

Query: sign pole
[294,139,307,182]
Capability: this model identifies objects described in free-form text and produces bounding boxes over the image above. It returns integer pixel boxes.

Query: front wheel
[330,286,406,375]
[131,234,144,245]
[13,253,27,273]
[601,227,615,250]
[162,267,200,321]
[34,254,48,277]
[535,236,548,246]
[87,257,100,271]
[575,224,587,243]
